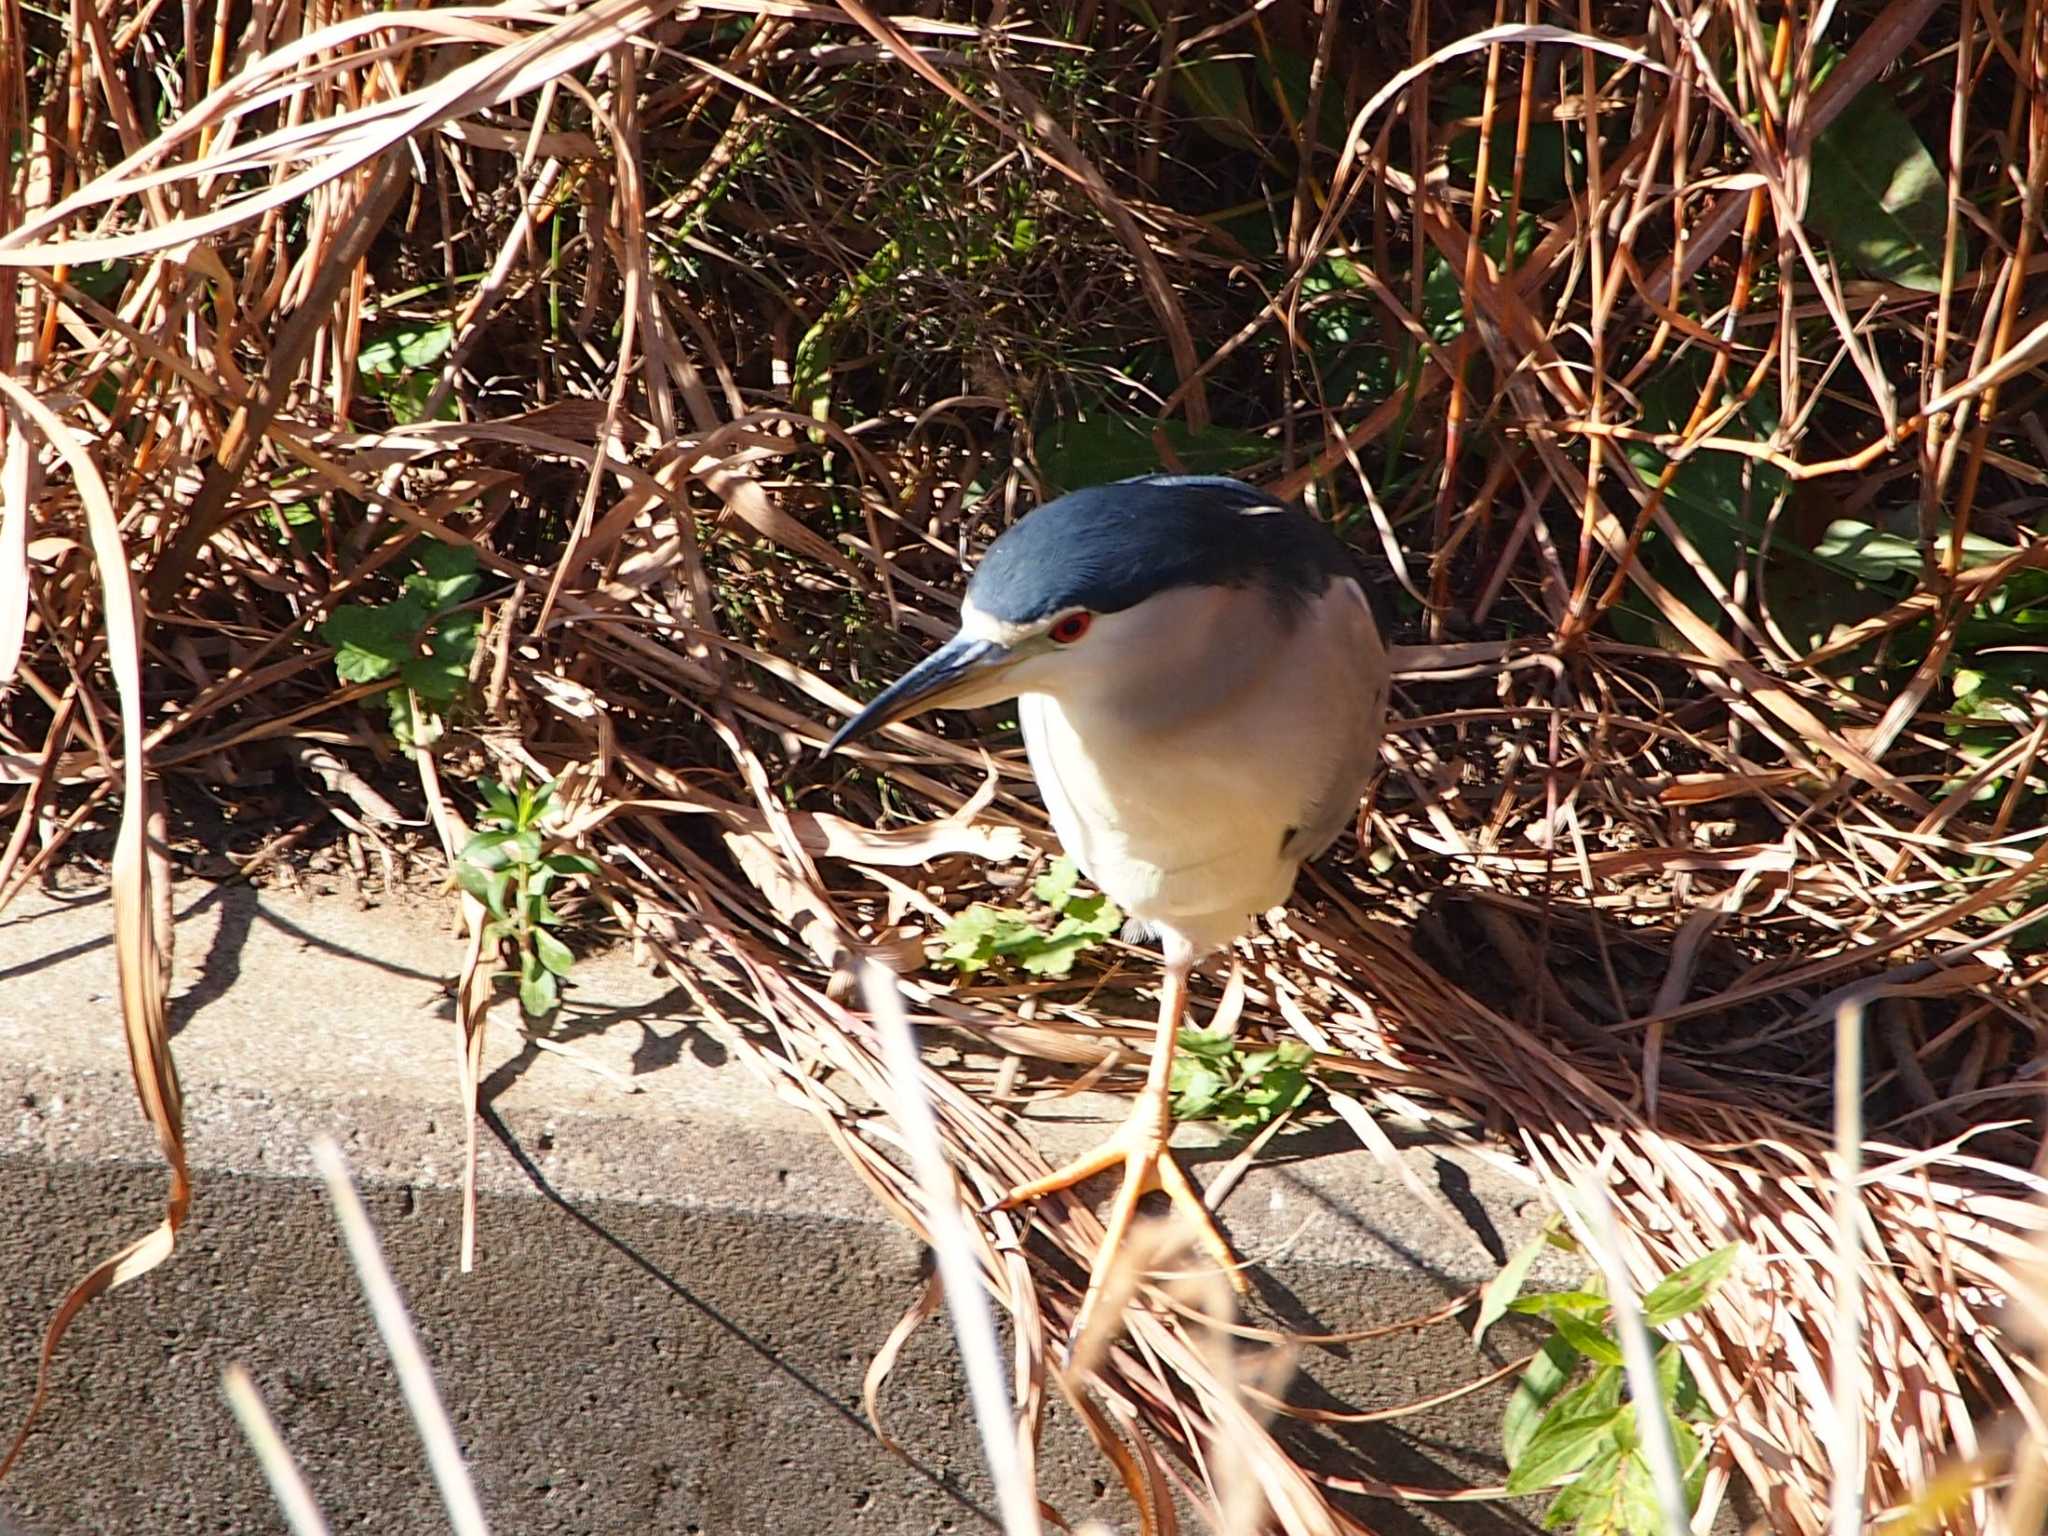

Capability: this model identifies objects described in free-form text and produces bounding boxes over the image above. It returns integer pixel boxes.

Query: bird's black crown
[968,474,1364,625]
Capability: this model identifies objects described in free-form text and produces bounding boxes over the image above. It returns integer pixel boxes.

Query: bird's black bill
[826,635,1012,754]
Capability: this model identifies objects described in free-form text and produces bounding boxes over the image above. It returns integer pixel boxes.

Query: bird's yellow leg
[995,941,1246,1335]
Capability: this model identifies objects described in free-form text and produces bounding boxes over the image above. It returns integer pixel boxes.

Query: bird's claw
[995,1113,1247,1339]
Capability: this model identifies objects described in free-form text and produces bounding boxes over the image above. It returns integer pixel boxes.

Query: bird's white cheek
[941,665,1034,711]
[992,649,1068,699]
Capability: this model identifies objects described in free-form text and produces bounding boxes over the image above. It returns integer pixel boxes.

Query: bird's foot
[994,1097,1247,1340]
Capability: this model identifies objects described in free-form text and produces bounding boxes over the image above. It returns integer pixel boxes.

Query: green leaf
[459,827,542,871]
[518,954,560,1018]
[1505,1334,1583,1468]
[379,371,456,425]
[936,904,1029,974]
[1612,1451,1666,1536]
[1173,55,1257,146]
[1807,88,1953,291]
[1037,414,1268,495]
[533,928,575,977]
[543,852,599,878]
[1654,1338,1686,1402]
[987,917,1059,956]
[1540,1445,1624,1531]
[414,538,475,580]
[1813,521,2014,583]
[404,541,482,611]
[1177,1026,1240,1063]
[1031,856,1080,909]
[1511,1289,1611,1318]
[459,828,512,866]
[1615,356,1792,642]
[1300,257,1397,405]
[1269,1040,1313,1070]
[1418,215,1538,345]
[522,776,559,822]
[1170,1060,1229,1121]
[402,651,467,704]
[1421,250,1467,344]
[1056,891,1122,938]
[478,779,518,821]
[360,321,456,380]
[1477,1229,1553,1343]
[1507,1395,1626,1495]
[386,690,426,751]
[1668,1412,1708,1506]
[321,603,416,683]
[1552,1310,1625,1367]
[1015,933,1091,977]
[455,860,511,920]
[1442,81,1579,204]
[1222,1091,1288,1130]
[434,607,482,657]
[935,884,1117,979]
[1169,1032,1314,1131]
[405,610,479,703]
[1523,1348,1711,1536]
[1219,1067,1309,1131]
[1642,1242,1743,1327]
[1655,1340,1707,1422]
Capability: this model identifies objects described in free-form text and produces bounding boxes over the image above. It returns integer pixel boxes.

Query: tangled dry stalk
[1,0,2045,1530]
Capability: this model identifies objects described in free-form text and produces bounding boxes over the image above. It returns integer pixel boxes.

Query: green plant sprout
[357,319,458,424]
[319,541,482,750]
[934,856,1122,978]
[1168,1028,1314,1133]
[453,775,598,1019]
[1482,1232,1743,1535]
[936,859,1314,1132]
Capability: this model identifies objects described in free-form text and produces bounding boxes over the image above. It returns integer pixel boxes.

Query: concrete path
[0,874,1554,1535]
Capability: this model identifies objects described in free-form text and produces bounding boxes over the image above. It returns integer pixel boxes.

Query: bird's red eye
[1048,611,1093,644]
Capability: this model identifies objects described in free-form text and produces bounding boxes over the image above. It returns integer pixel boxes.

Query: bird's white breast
[1018,578,1385,956]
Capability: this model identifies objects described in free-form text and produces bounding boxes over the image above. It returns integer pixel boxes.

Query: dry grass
[1,0,2045,1530]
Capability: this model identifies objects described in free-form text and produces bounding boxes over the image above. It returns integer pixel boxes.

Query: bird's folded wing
[1282,576,1391,864]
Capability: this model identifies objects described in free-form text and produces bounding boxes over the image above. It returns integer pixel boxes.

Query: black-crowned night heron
[828,474,1390,1327]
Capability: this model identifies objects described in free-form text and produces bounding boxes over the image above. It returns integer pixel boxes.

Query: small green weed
[1483,1234,1743,1533]
[1806,81,1955,291]
[318,541,482,750]
[1169,1028,1314,1133]
[454,775,598,1020]
[358,319,458,424]
[934,857,1122,978]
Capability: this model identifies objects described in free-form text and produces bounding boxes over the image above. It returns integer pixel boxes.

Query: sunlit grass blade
[309,1138,490,1536]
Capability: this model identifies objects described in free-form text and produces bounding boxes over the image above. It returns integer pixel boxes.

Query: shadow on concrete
[0,887,116,986]
[1277,1414,1540,1536]
[1225,1257,1542,1536]
[1190,1121,1506,1320]
[535,987,730,1073]
[466,975,732,1110]
[0,879,446,1030]
[476,1102,997,1531]
[168,882,255,1037]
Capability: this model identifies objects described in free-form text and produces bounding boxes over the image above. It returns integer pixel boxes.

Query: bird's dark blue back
[969,475,1372,627]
